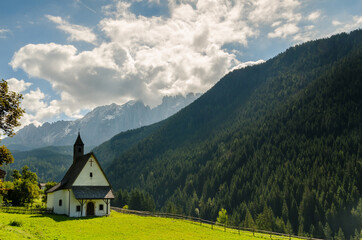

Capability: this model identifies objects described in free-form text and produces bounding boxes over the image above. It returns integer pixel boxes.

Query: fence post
[253,229,255,237]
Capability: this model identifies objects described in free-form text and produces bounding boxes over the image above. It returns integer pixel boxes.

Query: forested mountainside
[1,146,72,182]
[96,30,362,238]
[2,94,199,150]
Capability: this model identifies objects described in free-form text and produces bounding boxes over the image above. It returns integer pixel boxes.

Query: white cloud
[307,11,321,21]
[343,16,362,31]
[4,78,52,127]
[11,1,261,118]
[231,60,265,71]
[268,23,299,38]
[46,15,97,44]
[12,0,326,124]
[247,0,301,24]
[22,88,47,111]
[332,15,362,36]
[332,20,341,26]
[6,78,32,93]
[0,28,9,39]
[21,89,63,127]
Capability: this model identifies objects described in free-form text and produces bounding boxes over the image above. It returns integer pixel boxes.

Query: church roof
[74,133,84,146]
[47,152,112,193]
[72,186,114,199]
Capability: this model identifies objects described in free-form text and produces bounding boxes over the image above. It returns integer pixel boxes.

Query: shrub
[9,220,23,227]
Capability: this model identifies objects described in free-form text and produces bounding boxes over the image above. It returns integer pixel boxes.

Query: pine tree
[335,228,346,240]
[244,208,255,228]
[324,223,333,239]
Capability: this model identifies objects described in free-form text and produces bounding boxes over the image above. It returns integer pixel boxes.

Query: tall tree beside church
[0,79,24,166]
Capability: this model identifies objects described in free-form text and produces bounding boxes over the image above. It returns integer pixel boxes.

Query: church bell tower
[73,132,84,163]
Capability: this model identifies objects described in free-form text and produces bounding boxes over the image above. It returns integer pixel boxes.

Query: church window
[99,204,104,211]
[76,205,81,212]
[90,172,93,178]
[78,147,81,153]
[59,199,62,206]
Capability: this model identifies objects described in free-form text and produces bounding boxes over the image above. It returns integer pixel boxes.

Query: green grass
[0,211,299,240]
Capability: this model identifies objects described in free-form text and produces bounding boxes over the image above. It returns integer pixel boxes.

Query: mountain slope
[2,94,199,150]
[2,146,73,182]
[97,30,362,238]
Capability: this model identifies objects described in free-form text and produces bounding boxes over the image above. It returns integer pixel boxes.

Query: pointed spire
[75,130,84,146]
[73,131,84,163]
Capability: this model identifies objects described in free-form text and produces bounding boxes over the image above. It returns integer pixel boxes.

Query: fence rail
[111,207,324,240]
[0,206,53,214]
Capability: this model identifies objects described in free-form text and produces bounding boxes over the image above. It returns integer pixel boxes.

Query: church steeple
[73,131,84,163]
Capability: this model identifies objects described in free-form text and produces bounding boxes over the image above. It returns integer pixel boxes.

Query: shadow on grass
[30,213,101,222]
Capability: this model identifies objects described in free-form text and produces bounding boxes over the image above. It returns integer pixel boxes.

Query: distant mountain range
[2,93,200,150]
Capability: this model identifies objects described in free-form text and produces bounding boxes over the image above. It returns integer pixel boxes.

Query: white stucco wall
[48,189,111,217]
[47,192,54,209]
[73,156,109,186]
[50,189,69,215]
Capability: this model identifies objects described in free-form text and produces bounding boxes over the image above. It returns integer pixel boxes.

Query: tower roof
[74,132,84,146]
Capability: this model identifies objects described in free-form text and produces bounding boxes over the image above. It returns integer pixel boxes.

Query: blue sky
[0,0,361,129]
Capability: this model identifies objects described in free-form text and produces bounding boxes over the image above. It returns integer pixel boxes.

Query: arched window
[59,199,62,206]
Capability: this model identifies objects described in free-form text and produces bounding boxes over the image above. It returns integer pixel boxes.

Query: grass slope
[0,211,300,240]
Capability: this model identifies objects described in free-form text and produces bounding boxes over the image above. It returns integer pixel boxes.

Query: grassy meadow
[0,211,303,240]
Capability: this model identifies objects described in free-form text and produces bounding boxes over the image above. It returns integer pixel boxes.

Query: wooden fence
[111,207,325,240]
[0,206,53,214]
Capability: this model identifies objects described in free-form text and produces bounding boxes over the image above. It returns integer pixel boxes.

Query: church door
[86,202,95,216]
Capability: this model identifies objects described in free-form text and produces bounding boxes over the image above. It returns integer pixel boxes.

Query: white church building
[47,133,114,217]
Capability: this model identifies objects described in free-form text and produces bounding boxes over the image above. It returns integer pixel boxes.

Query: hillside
[2,94,199,150]
[1,145,95,182]
[1,146,72,182]
[95,30,362,239]
[0,211,308,240]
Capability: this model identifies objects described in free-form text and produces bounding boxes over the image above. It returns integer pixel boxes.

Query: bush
[9,220,22,227]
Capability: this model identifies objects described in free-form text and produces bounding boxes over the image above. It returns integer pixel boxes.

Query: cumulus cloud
[5,78,58,127]
[21,89,61,127]
[46,15,97,44]
[6,78,32,93]
[11,0,320,124]
[11,1,261,115]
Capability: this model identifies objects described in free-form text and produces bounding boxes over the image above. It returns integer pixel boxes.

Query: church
[46,133,114,217]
